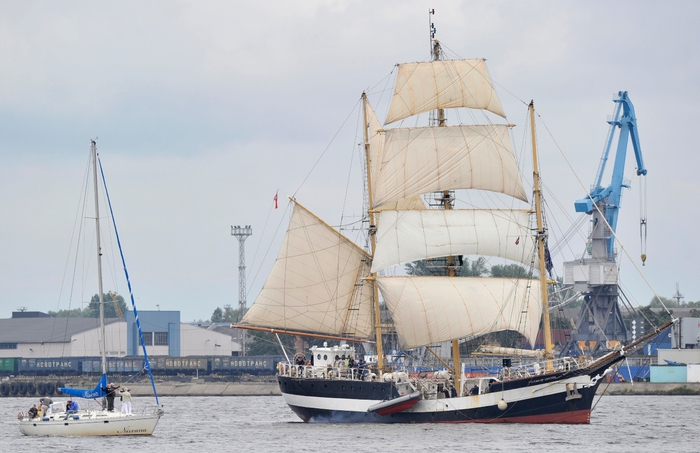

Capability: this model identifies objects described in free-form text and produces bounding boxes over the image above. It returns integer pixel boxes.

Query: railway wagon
[81,357,144,374]
[151,356,209,375]
[210,355,283,375]
[17,357,82,375]
[0,358,17,375]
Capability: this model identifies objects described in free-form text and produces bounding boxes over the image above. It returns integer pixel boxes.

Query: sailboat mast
[362,92,384,371]
[91,140,108,375]
[430,10,461,394]
[528,102,554,360]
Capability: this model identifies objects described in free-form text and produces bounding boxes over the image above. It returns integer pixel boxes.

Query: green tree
[209,304,244,323]
[458,257,488,277]
[246,330,292,355]
[87,292,128,318]
[405,256,488,277]
[490,264,530,278]
[48,307,90,318]
[650,296,678,308]
[211,307,224,322]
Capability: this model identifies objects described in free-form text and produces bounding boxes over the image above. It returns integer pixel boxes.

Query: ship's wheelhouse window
[323,355,328,360]
[317,354,321,360]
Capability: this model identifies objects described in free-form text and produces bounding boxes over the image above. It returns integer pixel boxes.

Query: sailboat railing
[98,157,160,406]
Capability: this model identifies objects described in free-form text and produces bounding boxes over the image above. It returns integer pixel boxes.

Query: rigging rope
[97,156,160,406]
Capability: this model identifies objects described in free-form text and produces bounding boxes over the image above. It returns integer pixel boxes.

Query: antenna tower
[672,282,684,305]
[231,224,252,356]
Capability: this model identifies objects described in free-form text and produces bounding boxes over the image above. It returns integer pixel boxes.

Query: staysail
[385,59,506,124]
[371,209,535,273]
[371,125,527,209]
[376,276,542,350]
[240,201,375,339]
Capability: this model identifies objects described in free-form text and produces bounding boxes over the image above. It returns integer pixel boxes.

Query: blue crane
[574,91,647,262]
[561,91,647,357]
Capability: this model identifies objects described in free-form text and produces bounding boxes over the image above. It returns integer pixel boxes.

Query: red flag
[515,237,520,245]
[273,191,278,209]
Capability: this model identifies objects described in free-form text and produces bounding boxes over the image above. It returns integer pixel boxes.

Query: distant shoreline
[5,379,700,398]
[89,380,700,397]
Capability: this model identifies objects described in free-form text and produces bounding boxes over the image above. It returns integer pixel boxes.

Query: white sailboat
[19,141,164,436]
[236,17,672,424]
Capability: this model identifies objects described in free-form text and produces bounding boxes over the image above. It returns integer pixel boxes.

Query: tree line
[48,292,129,318]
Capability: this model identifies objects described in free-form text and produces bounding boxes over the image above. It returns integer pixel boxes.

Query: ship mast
[528,102,554,365]
[430,9,461,395]
[363,92,384,371]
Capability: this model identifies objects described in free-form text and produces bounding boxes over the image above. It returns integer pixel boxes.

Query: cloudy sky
[1,1,698,322]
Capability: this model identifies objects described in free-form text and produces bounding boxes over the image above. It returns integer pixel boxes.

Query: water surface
[2,394,697,452]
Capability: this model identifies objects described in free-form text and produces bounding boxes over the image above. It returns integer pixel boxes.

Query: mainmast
[528,102,554,364]
[363,92,384,371]
[91,140,107,375]
[430,8,461,395]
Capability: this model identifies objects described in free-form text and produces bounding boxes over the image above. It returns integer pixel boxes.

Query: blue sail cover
[59,373,108,399]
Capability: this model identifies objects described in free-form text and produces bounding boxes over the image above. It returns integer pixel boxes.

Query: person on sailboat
[119,387,132,416]
[27,405,38,419]
[39,396,53,415]
[102,383,117,411]
[65,400,78,419]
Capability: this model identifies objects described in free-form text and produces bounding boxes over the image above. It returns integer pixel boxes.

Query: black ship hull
[278,353,624,424]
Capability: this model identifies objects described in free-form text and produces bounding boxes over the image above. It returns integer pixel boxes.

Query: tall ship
[237,13,672,423]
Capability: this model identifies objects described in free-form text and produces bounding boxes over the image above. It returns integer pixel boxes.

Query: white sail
[372,125,527,208]
[376,276,542,350]
[371,209,535,273]
[241,201,374,338]
[385,59,506,125]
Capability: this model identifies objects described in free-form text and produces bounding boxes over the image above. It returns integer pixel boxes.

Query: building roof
[0,317,123,344]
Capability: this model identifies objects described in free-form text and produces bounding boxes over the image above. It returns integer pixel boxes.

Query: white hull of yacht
[19,410,162,436]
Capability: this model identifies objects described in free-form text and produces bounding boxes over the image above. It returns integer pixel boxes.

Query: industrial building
[0,310,241,358]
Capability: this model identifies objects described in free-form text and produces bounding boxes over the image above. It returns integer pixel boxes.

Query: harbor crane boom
[562,91,647,356]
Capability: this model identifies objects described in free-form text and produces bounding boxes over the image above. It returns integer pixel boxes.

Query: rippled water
[2,394,698,452]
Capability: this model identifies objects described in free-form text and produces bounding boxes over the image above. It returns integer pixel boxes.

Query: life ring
[55,382,65,395]
[45,382,55,396]
[0,383,9,396]
[10,382,18,395]
[37,382,46,395]
[26,382,36,395]
[18,381,27,395]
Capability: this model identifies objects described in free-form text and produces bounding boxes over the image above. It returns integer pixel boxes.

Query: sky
[1,1,699,322]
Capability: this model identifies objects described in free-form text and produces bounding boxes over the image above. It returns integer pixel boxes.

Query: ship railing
[499,356,593,381]
[278,362,370,381]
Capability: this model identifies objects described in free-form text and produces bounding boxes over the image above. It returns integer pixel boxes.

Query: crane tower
[561,91,646,356]
[232,224,252,355]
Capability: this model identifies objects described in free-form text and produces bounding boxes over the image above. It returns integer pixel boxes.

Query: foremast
[528,102,554,365]
[91,140,108,376]
[431,33,462,395]
[362,92,384,371]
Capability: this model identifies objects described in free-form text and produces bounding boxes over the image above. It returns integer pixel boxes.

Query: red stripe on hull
[374,398,419,416]
[432,409,592,424]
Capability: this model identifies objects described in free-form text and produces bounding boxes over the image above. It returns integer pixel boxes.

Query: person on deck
[39,396,53,415]
[102,383,117,411]
[65,400,79,418]
[28,404,38,419]
[119,387,132,415]
[470,384,479,395]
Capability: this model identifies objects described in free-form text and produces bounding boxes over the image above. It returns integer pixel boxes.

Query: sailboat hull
[278,357,619,424]
[19,412,162,436]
